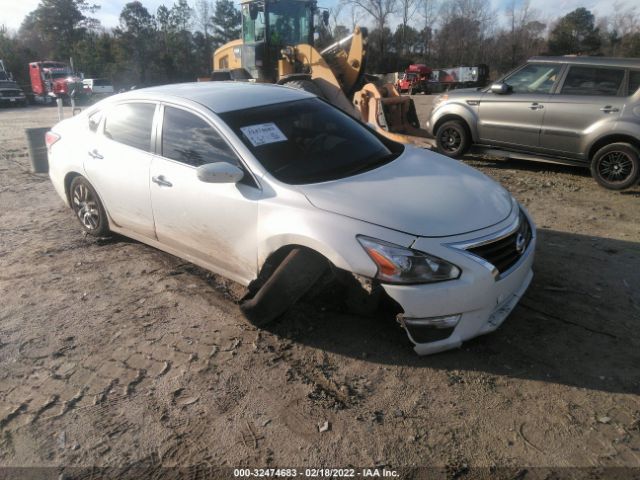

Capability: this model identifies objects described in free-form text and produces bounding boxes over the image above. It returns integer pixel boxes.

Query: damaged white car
[47,82,535,355]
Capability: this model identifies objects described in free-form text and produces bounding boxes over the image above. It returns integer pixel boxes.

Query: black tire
[240,248,328,326]
[69,176,110,236]
[435,120,470,158]
[284,79,326,99]
[590,143,640,190]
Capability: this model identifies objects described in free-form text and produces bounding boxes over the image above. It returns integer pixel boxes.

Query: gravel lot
[0,100,639,478]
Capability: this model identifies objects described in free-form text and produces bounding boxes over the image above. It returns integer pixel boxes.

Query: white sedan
[46,82,535,355]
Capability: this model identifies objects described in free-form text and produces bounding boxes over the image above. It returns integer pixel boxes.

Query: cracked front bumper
[382,232,535,356]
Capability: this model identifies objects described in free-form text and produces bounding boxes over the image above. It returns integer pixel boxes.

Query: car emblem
[515,233,526,254]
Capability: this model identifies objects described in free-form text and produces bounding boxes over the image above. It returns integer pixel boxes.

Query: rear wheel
[591,143,640,190]
[70,176,110,236]
[435,120,470,158]
[283,79,326,99]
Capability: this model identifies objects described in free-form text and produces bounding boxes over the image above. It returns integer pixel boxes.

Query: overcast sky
[0,0,636,32]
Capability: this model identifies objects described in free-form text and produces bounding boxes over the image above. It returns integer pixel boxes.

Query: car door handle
[88,149,103,159]
[600,106,619,113]
[528,103,544,110]
[152,175,173,187]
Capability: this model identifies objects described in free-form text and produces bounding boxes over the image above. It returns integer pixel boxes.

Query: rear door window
[560,67,625,96]
[629,71,640,95]
[161,106,239,167]
[103,103,156,151]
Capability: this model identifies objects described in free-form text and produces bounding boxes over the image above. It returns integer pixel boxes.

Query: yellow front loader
[212,0,432,147]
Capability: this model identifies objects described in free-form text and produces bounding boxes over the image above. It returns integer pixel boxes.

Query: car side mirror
[196,162,244,184]
[490,83,511,95]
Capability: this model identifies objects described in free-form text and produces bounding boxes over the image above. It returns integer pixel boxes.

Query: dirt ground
[0,100,639,479]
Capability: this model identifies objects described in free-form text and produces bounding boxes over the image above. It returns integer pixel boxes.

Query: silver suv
[428,57,640,190]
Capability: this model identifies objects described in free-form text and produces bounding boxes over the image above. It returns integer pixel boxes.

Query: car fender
[584,120,640,159]
[430,101,479,142]
[256,200,416,279]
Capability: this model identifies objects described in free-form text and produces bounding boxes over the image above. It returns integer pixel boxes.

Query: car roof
[114,81,313,113]
[529,56,640,69]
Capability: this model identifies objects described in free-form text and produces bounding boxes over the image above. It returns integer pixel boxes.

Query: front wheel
[590,143,640,190]
[435,120,470,158]
[240,248,328,327]
[70,176,110,236]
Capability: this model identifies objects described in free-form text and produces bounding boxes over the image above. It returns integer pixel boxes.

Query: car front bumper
[381,218,536,355]
[0,96,26,104]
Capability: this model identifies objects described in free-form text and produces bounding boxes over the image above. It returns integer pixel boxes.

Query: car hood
[298,147,513,238]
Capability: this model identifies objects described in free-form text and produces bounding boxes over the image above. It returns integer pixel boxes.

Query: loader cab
[241,0,318,82]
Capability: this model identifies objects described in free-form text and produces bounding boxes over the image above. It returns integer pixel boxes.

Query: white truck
[82,78,114,97]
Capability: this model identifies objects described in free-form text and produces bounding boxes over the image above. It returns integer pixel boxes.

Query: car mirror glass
[196,162,244,184]
[490,83,510,95]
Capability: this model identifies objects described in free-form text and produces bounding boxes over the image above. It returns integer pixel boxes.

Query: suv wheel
[435,120,470,158]
[591,143,640,190]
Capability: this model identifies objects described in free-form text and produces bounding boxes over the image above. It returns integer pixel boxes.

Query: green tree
[18,0,99,60]
[116,1,157,84]
[0,26,37,86]
[211,0,241,49]
[548,7,601,55]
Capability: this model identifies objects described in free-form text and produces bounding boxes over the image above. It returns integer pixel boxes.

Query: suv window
[162,107,239,167]
[629,71,640,95]
[561,66,624,96]
[504,63,561,94]
[103,103,155,151]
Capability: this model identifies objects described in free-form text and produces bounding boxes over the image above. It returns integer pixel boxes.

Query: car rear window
[629,71,640,95]
[561,67,625,96]
[219,98,402,185]
[104,103,155,152]
[93,79,111,87]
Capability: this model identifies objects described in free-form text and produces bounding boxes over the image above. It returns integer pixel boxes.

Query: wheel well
[64,172,82,204]
[588,135,640,161]
[251,245,331,295]
[433,115,472,140]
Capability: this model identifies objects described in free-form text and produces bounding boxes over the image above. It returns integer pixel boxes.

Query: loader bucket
[353,82,435,149]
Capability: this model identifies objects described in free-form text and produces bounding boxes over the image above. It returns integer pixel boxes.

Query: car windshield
[219,98,402,184]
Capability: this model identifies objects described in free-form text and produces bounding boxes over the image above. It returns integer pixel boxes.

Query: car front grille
[466,211,532,275]
[1,90,22,97]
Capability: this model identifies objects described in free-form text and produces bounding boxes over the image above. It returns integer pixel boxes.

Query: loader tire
[240,248,329,327]
[284,79,326,99]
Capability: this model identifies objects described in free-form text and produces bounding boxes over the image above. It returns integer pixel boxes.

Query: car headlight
[357,236,460,284]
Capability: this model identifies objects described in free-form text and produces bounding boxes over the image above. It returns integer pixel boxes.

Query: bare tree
[195,0,213,66]
[419,0,438,59]
[397,0,419,55]
[344,0,397,54]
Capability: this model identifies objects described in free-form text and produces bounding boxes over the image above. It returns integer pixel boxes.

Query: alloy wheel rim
[72,184,100,230]
[598,151,634,183]
[440,127,461,152]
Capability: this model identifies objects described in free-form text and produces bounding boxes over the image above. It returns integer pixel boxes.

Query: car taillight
[45,131,60,150]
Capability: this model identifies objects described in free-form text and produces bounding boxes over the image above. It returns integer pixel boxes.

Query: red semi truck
[29,61,87,104]
[396,64,432,94]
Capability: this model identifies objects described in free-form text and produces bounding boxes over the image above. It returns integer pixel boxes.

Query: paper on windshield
[240,122,287,147]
